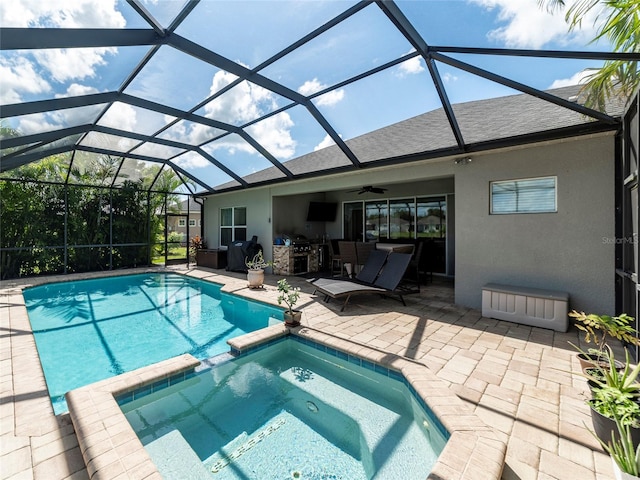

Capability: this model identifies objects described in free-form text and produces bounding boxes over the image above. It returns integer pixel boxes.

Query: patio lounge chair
[308,252,416,311]
[309,249,389,291]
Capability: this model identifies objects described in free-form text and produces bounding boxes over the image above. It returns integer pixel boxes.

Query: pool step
[145,429,212,480]
[206,416,287,473]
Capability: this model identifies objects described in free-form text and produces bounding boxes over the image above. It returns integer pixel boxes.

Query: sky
[0,0,612,191]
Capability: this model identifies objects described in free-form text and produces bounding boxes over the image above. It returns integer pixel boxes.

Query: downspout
[194,197,205,241]
[109,189,113,270]
[64,185,68,274]
[614,126,623,316]
[147,191,151,266]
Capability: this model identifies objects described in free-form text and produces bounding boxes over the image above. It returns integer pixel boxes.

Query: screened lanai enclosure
[0,159,201,278]
[1,0,638,280]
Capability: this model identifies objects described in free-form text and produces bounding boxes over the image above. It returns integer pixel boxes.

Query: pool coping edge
[66,325,506,480]
[10,269,506,480]
[66,354,200,480]
[290,326,507,480]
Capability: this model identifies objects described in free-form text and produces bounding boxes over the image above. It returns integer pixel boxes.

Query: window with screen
[490,177,557,214]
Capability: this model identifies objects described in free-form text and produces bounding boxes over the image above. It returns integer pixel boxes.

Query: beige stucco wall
[201,188,273,251]
[201,133,616,315]
[454,133,616,314]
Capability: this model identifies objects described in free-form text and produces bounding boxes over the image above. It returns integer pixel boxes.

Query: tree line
[0,154,187,279]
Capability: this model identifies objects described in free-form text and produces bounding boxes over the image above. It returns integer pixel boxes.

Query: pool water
[121,339,448,480]
[23,273,283,414]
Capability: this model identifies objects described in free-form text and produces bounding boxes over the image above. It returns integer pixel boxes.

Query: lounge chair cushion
[308,252,415,311]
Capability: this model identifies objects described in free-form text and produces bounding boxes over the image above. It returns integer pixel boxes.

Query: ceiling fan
[349,185,388,195]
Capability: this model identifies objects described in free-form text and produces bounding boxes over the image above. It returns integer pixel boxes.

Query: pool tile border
[228,327,451,441]
[285,327,506,480]
[158,326,507,479]
[65,322,506,479]
[65,354,199,480]
[7,267,506,480]
[119,327,449,442]
[114,370,196,407]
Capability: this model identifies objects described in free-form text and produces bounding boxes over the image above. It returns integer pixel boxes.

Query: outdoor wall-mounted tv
[306,201,338,222]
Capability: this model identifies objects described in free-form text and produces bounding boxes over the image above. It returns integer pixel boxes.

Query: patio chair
[309,252,416,311]
[328,239,344,277]
[338,241,358,277]
[408,240,427,284]
[355,241,376,272]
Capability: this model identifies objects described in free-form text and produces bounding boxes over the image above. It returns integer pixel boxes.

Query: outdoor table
[375,243,414,254]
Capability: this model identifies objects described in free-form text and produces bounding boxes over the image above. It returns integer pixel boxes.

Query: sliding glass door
[417,197,447,274]
[417,197,446,239]
[365,201,388,241]
[389,199,415,240]
[343,195,448,273]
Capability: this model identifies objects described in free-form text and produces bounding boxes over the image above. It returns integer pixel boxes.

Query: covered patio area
[1,266,613,479]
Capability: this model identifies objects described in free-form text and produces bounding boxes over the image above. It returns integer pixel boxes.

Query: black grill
[292,243,311,254]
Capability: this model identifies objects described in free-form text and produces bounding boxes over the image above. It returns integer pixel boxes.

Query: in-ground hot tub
[66,326,506,479]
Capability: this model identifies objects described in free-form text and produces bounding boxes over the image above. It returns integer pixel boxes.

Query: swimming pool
[120,337,448,479]
[23,273,283,414]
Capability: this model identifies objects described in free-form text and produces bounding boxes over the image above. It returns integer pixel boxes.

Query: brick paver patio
[1,266,617,479]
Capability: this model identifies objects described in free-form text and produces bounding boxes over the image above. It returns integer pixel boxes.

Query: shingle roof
[221,85,624,189]
[175,198,201,213]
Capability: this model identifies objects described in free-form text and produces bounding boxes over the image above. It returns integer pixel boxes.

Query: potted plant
[245,250,273,289]
[189,235,206,264]
[586,346,640,450]
[594,411,640,479]
[277,278,301,326]
[570,310,640,371]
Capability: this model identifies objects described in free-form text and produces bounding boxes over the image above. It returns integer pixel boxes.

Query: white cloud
[0,56,51,103]
[131,142,183,159]
[173,151,211,169]
[469,0,601,48]
[16,113,58,135]
[549,69,591,88]
[203,70,297,159]
[205,70,274,124]
[246,114,296,159]
[59,83,100,97]
[98,102,138,133]
[0,0,125,28]
[0,1,38,26]
[160,120,224,146]
[1,1,124,91]
[7,82,102,133]
[298,78,324,96]
[53,83,104,127]
[397,53,425,77]
[298,78,345,107]
[188,124,224,145]
[50,100,104,130]
[313,134,338,152]
[34,47,115,83]
[315,89,345,107]
[80,131,137,152]
[443,72,459,83]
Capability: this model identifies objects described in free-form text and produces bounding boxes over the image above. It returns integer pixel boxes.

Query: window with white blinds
[490,176,557,214]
